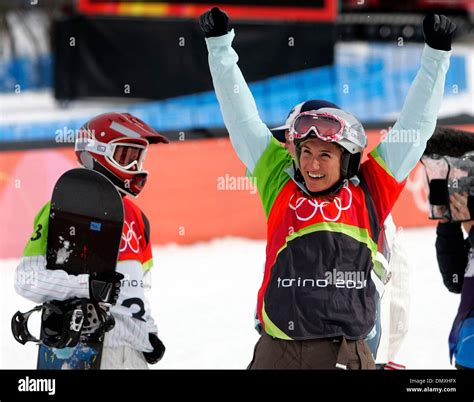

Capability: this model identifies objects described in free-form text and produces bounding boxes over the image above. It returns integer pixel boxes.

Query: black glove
[89,271,124,305]
[423,13,456,51]
[143,333,165,364]
[199,7,229,38]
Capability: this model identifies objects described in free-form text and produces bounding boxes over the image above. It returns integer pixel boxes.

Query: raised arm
[376,14,456,182]
[201,8,272,173]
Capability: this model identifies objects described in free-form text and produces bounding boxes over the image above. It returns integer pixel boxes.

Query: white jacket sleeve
[14,255,90,304]
[377,45,451,182]
[386,228,410,361]
[205,29,272,173]
[143,269,158,334]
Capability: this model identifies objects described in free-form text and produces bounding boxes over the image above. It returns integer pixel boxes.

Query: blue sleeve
[377,45,451,182]
[205,30,272,173]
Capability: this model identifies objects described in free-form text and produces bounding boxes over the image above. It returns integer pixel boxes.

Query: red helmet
[75,112,168,197]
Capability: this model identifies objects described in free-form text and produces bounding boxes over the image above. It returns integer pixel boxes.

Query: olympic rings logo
[120,220,141,253]
[289,181,353,222]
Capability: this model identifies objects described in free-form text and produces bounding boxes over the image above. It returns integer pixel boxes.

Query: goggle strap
[75,138,111,156]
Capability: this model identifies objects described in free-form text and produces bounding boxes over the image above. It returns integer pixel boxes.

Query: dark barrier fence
[53,15,335,100]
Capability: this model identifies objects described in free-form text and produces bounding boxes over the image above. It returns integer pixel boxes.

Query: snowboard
[37,168,124,370]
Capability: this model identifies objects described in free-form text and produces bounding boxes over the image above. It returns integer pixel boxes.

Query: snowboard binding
[12,298,115,348]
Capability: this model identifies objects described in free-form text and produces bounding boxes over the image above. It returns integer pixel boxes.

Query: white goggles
[76,137,148,172]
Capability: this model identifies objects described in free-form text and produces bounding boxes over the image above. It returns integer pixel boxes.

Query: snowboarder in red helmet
[75,112,169,197]
[15,112,168,369]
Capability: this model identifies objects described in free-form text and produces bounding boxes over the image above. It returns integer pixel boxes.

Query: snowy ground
[0,228,461,370]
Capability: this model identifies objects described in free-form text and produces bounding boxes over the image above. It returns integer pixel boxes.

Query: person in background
[422,126,474,369]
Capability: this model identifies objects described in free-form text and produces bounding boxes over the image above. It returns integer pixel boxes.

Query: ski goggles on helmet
[289,112,349,142]
[111,143,146,171]
[76,137,148,173]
